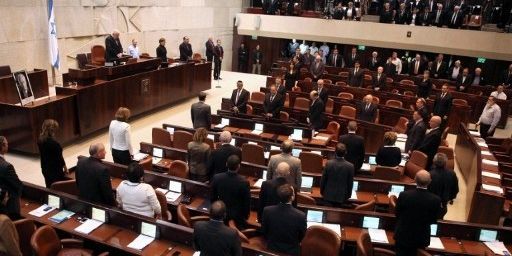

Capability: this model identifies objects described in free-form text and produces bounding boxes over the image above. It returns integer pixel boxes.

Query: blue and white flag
[47,0,59,69]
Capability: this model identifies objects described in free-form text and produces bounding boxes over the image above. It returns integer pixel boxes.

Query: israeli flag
[48,0,59,69]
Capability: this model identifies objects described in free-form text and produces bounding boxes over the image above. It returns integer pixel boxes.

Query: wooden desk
[0,69,49,104]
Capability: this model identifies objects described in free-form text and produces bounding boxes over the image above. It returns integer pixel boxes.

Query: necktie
[235,90,240,104]
[415,61,419,74]
[462,76,466,83]
[355,68,358,75]
[270,94,275,102]
[334,55,337,66]
[441,93,445,99]
[366,104,370,111]
[452,12,457,24]
[373,58,376,64]
[436,11,441,23]
[352,54,355,60]
[319,88,322,94]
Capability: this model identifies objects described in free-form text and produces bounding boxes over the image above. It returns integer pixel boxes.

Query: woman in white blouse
[116,163,161,218]
[109,107,133,165]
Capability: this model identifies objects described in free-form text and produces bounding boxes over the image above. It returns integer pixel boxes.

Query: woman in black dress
[284,62,299,91]
[417,70,433,99]
[376,131,402,167]
[38,119,68,188]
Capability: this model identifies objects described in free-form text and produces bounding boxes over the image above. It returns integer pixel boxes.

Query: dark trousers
[395,243,420,256]
[480,123,495,139]
[214,59,222,79]
[112,149,132,166]
[206,55,213,62]
[238,61,247,73]
[42,168,66,188]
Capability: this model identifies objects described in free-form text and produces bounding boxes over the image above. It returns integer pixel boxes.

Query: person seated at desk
[405,111,427,154]
[208,131,241,178]
[0,214,22,256]
[417,70,433,99]
[75,143,115,206]
[188,128,211,183]
[230,80,250,114]
[428,153,459,218]
[262,184,306,256]
[267,140,302,189]
[376,131,402,167]
[105,30,123,62]
[116,163,161,218]
[339,121,365,172]
[491,84,508,100]
[179,36,193,61]
[38,119,68,188]
[372,66,387,91]
[156,38,167,62]
[109,107,133,166]
[191,92,212,129]
[308,90,325,130]
[320,143,354,207]
[193,201,242,256]
[127,39,139,59]
[211,155,250,229]
[357,94,378,123]
[263,85,284,119]
[258,162,291,221]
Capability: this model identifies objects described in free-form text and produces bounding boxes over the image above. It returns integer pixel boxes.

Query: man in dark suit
[238,43,249,72]
[415,98,430,122]
[309,55,325,81]
[191,92,212,129]
[417,116,443,169]
[193,201,242,256]
[262,184,306,256]
[431,4,446,27]
[213,39,224,80]
[208,131,242,178]
[428,153,459,218]
[230,81,250,114]
[308,91,325,130]
[368,51,381,71]
[395,3,411,24]
[456,68,472,92]
[394,170,442,256]
[339,122,365,172]
[408,0,425,12]
[291,48,304,69]
[156,38,167,62]
[372,66,387,91]
[348,61,364,87]
[446,5,464,28]
[345,47,360,68]
[75,143,115,206]
[211,155,250,229]
[105,30,123,62]
[433,84,453,123]
[419,7,432,26]
[405,111,427,154]
[275,77,287,96]
[471,67,486,86]
[315,79,329,105]
[179,36,193,61]
[358,95,378,123]
[385,58,397,76]
[205,37,215,62]
[409,54,426,76]
[258,162,290,221]
[320,143,354,207]
[502,64,512,87]
[263,85,284,118]
[0,136,22,219]
[328,48,343,67]
[431,54,448,79]
[380,2,395,23]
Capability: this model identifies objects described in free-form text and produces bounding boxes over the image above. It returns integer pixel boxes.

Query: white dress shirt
[479,103,502,131]
[391,58,402,74]
[309,46,318,55]
[451,66,460,80]
[320,45,330,58]
[490,91,507,100]
[116,181,161,218]
[109,120,133,154]
[128,45,139,58]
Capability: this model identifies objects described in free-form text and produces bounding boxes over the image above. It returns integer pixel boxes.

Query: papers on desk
[482,184,504,194]
[75,219,103,234]
[396,141,406,152]
[307,222,341,237]
[127,234,155,250]
[251,130,263,135]
[313,135,329,141]
[264,152,270,159]
[350,190,358,200]
[396,136,407,142]
[368,228,389,243]
[481,150,493,156]
[361,163,371,171]
[311,151,322,155]
[248,141,257,145]
[482,159,499,166]
[49,210,74,223]
[133,152,148,161]
[397,133,407,139]
[207,134,215,141]
[29,204,55,217]
[152,157,162,165]
[270,146,280,151]
[484,241,511,255]
[155,188,169,194]
[214,123,227,129]
[469,130,481,137]
[428,237,445,250]
[253,179,264,188]
[482,171,501,179]
[478,141,488,147]
[399,159,407,167]
[165,191,182,202]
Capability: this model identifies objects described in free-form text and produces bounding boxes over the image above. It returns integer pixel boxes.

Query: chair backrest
[405,150,428,179]
[284,93,290,108]
[325,121,341,138]
[452,98,468,106]
[14,219,36,256]
[250,91,266,104]
[394,116,409,134]
[152,128,173,147]
[168,160,189,178]
[354,200,376,211]
[155,190,172,221]
[294,97,311,111]
[30,225,61,256]
[292,86,302,92]
[300,226,341,256]
[385,99,403,108]
[388,195,397,214]
[375,109,380,124]
[242,144,265,166]
[177,204,192,228]
[339,106,356,119]
[335,81,347,87]
[91,45,106,66]
[338,92,354,100]
[356,230,373,256]
[325,98,334,114]
[228,220,250,243]
[400,79,415,85]
[280,111,290,121]
[246,104,253,115]
[441,126,450,141]
[338,71,349,78]
[437,146,455,170]
[173,130,193,150]
[469,15,482,26]
[372,96,380,105]
[391,89,399,94]
[386,77,394,84]
[304,77,313,83]
[50,180,79,196]
[404,90,415,96]
[296,193,316,205]
[299,152,324,174]
[374,166,402,181]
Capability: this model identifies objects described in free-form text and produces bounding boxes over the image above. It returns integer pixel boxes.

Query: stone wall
[0,0,243,84]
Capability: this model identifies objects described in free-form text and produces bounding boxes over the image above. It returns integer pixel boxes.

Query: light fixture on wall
[255,15,261,30]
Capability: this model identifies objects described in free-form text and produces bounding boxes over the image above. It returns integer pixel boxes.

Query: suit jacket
[358,102,378,123]
[431,61,447,79]
[205,40,215,60]
[376,146,402,167]
[471,75,485,86]
[428,166,459,204]
[210,171,250,227]
[456,74,472,92]
[409,59,426,76]
[262,204,307,256]
[320,157,354,203]
[417,127,443,168]
[343,7,357,20]
[367,57,381,71]
[267,153,302,188]
[345,54,360,68]
[405,120,427,152]
[339,133,365,171]
[394,188,442,248]
[348,68,364,87]
[207,144,242,178]
[502,70,512,86]
[372,73,387,90]
[258,177,288,220]
[308,99,325,130]
[0,156,22,217]
[263,93,284,118]
[419,11,432,26]
[316,87,329,105]
[446,11,464,28]
[230,89,250,114]
[328,54,343,67]
[431,9,446,27]
[380,9,395,23]
[156,45,167,62]
[214,45,224,62]
[417,79,433,98]
[179,42,192,61]
[395,9,411,24]
[193,220,242,256]
[385,62,397,75]
[105,35,123,62]
[253,50,263,64]
[187,141,211,178]
[75,157,115,206]
[191,101,211,129]
[309,61,325,78]
[38,138,66,187]
[276,84,287,96]
[417,106,430,123]
[433,92,453,117]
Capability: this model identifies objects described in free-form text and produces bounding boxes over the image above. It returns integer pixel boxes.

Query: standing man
[179,36,193,61]
[207,131,241,178]
[368,51,381,71]
[252,45,263,74]
[417,116,443,169]
[476,96,501,139]
[328,48,343,67]
[456,68,472,92]
[213,40,224,80]
[230,81,250,114]
[410,53,425,76]
[308,91,325,130]
[394,170,442,256]
[127,39,139,59]
[238,43,249,72]
[191,92,212,129]
[432,84,453,127]
[345,47,360,68]
[348,61,364,87]
[372,66,387,91]
[0,136,22,219]
[432,53,448,79]
[339,121,365,172]
[263,85,284,119]
[205,37,215,62]
[358,95,378,122]
[315,79,329,105]
[428,153,459,218]
[105,30,123,62]
[156,38,167,62]
[405,111,427,154]
[309,55,325,81]
[267,140,302,189]
[258,162,291,221]
[320,143,354,207]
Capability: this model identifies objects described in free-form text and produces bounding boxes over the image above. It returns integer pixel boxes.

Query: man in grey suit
[191,92,211,129]
[320,143,354,207]
[309,55,325,81]
[266,140,302,189]
[405,111,427,154]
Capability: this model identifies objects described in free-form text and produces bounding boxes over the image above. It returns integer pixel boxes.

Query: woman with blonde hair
[38,119,68,188]
[109,107,133,165]
[187,128,211,182]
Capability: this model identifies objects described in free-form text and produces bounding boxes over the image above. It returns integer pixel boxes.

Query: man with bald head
[105,30,123,62]
[320,143,354,207]
[394,170,442,256]
[75,143,115,206]
[372,66,387,91]
[258,162,292,220]
[315,79,329,104]
[309,55,325,81]
[471,67,485,86]
[417,116,443,169]
[263,85,284,118]
[267,140,302,188]
[358,94,378,122]
[208,131,242,178]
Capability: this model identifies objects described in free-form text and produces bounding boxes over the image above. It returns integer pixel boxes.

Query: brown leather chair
[50,180,79,196]
[292,86,302,92]
[357,230,395,256]
[452,98,468,106]
[338,71,349,78]
[338,92,354,100]
[386,99,403,108]
[319,121,340,139]
[173,130,193,150]
[296,193,316,205]
[284,93,290,108]
[299,152,324,175]
[91,45,106,66]
[250,91,266,104]
[404,90,415,96]
[363,74,373,87]
[437,146,455,170]
[152,128,173,147]
[355,199,376,211]
[374,166,403,181]
[400,79,414,86]
[388,195,397,214]
[339,106,356,119]
[375,109,380,124]
[280,111,290,121]
[228,220,267,248]
[300,67,309,73]
[300,225,341,256]
[242,143,266,166]
[325,98,334,114]
[31,225,94,256]
[168,160,189,178]
[372,96,380,105]
[14,219,36,256]
[386,77,394,84]
[335,81,347,87]
[177,204,209,228]
[155,190,172,221]
[323,79,333,84]
[294,97,311,111]
[393,117,409,134]
[304,77,313,83]
[404,150,428,179]
[246,104,254,115]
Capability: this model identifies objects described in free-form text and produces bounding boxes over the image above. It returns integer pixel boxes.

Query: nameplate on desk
[428,237,445,250]
[368,228,389,243]
[264,151,270,159]
[482,171,501,179]
[482,184,504,194]
[482,159,498,166]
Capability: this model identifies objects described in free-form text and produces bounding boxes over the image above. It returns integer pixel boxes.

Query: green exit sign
[358,45,366,50]
[477,57,486,63]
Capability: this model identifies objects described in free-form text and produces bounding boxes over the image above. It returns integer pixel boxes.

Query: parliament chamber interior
[0,0,512,255]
